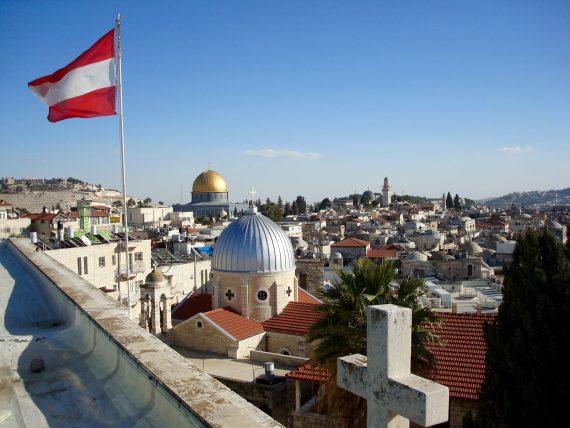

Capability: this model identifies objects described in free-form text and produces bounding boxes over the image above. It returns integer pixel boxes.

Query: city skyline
[1,1,569,204]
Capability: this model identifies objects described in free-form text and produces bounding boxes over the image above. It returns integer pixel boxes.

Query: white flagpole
[116,14,132,319]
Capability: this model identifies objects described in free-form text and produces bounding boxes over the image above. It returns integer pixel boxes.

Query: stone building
[172,208,324,359]
[295,257,324,294]
[330,238,370,264]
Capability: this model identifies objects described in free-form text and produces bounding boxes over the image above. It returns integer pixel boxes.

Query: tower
[382,177,392,207]
[139,268,172,334]
[77,198,91,231]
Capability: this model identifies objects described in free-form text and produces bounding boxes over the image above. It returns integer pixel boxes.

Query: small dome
[213,212,295,273]
[461,241,483,256]
[548,220,563,230]
[404,251,428,262]
[362,190,375,201]
[145,268,167,286]
[192,169,228,193]
[332,252,343,259]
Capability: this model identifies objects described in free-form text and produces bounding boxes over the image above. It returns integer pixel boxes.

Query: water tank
[90,225,97,235]
[31,232,38,244]
[65,226,73,239]
[264,362,275,382]
[112,224,119,234]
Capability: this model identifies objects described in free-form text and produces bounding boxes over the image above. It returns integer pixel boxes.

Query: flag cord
[116,13,132,320]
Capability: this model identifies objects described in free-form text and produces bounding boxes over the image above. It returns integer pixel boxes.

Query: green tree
[277,195,283,208]
[295,195,307,214]
[477,230,570,427]
[143,197,152,206]
[307,258,440,426]
[127,198,136,207]
[291,201,298,215]
[259,202,283,222]
[319,198,331,210]
[446,192,453,209]
[453,194,461,210]
[283,202,291,216]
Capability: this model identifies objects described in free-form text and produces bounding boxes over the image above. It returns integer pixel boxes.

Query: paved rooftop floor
[171,347,293,382]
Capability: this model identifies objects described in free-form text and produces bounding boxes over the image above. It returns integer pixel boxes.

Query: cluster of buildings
[2,169,568,427]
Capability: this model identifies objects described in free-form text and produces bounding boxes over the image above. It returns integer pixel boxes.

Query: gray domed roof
[461,241,483,255]
[548,220,563,230]
[145,269,167,286]
[213,213,295,273]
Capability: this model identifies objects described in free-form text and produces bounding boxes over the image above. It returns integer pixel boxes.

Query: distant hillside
[480,188,570,209]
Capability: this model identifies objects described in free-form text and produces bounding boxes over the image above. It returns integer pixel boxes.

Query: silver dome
[213,213,295,273]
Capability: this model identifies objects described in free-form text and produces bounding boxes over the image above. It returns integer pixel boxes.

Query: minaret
[442,193,446,210]
[382,177,392,207]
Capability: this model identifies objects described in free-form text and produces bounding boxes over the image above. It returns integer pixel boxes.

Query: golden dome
[192,169,228,193]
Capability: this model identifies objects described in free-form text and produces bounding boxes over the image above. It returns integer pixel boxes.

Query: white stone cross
[337,304,449,428]
[249,186,257,199]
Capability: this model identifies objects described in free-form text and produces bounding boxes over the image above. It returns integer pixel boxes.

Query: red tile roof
[24,213,58,222]
[366,248,398,259]
[297,287,322,304]
[172,293,213,321]
[331,238,369,248]
[426,312,496,401]
[286,360,332,383]
[90,209,110,217]
[0,199,13,207]
[263,302,325,336]
[203,307,264,341]
[285,311,496,403]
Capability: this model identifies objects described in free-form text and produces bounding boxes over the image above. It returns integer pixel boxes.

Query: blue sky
[1,1,569,205]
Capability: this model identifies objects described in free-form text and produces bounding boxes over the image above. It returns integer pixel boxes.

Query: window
[467,264,473,277]
[257,289,268,302]
[77,257,82,275]
[83,257,88,275]
[112,255,116,266]
[98,257,105,268]
[134,252,143,261]
[195,320,203,329]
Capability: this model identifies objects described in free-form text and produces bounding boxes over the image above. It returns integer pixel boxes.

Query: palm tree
[307,257,440,426]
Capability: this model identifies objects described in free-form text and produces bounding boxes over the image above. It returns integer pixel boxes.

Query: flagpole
[116,14,132,319]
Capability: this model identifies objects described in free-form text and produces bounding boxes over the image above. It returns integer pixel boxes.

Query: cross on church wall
[337,304,449,428]
[286,286,292,297]
[225,289,235,301]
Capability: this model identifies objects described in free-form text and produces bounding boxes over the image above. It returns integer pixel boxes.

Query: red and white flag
[28,29,116,123]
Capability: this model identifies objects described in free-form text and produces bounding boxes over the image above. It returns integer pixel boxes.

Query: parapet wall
[8,238,281,428]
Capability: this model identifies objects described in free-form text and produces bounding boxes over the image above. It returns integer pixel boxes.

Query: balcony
[117,262,146,278]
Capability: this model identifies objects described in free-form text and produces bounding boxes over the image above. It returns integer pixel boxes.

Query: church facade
[172,207,324,359]
[175,169,249,218]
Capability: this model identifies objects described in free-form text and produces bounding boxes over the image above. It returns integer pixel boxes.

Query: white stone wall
[159,259,212,303]
[212,270,297,322]
[0,218,31,239]
[264,331,316,358]
[45,240,151,301]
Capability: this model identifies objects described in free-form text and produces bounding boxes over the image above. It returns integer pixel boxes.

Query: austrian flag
[28,29,116,123]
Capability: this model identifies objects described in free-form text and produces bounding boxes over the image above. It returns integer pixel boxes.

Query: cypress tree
[446,192,453,209]
[477,229,570,427]
[453,194,461,210]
